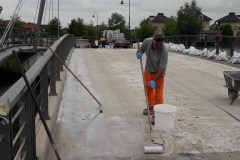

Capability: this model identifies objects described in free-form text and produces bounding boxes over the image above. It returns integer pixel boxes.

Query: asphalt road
[48,48,240,160]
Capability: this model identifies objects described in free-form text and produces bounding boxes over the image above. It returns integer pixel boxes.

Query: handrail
[0,34,74,160]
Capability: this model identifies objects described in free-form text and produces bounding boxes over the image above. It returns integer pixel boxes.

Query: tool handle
[41,39,103,110]
[137,41,152,132]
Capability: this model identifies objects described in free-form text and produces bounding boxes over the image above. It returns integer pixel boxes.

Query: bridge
[1,34,240,159]
[1,1,240,160]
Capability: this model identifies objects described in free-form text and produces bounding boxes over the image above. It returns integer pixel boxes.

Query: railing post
[185,36,189,49]
[49,57,57,96]
[204,34,207,48]
[58,45,64,71]
[56,54,61,81]
[216,36,220,55]
[0,114,13,160]
[19,92,37,159]
[18,29,21,44]
[40,66,50,120]
[230,37,235,57]
[24,30,28,45]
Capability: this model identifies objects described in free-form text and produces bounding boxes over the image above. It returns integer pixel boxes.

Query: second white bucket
[154,104,177,131]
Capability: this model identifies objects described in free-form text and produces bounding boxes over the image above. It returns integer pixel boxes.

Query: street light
[0,5,3,14]
[120,0,130,41]
[92,12,98,38]
[58,0,60,38]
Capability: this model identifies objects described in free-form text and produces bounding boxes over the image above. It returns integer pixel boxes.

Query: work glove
[136,52,143,59]
[148,80,156,89]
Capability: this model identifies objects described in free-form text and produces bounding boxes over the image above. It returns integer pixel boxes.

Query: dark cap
[153,33,164,42]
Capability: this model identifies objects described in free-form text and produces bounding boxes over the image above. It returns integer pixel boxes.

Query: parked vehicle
[102,29,130,48]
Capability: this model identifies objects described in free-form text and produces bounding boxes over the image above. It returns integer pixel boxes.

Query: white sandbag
[231,57,240,64]
[216,51,228,61]
[200,48,208,57]
[189,46,197,55]
[229,52,240,64]
[207,49,217,59]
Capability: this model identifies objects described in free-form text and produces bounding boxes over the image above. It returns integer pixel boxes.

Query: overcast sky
[0,0,239,28]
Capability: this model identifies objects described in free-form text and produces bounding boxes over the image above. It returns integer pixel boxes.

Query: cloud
[0,0,240,28]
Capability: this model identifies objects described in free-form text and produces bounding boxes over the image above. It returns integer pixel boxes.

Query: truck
[102,29,130,48]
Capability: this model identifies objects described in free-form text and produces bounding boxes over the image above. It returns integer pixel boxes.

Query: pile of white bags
[229,51,240,64]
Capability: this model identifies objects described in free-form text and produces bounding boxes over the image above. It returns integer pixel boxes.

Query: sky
[0,0,239,29]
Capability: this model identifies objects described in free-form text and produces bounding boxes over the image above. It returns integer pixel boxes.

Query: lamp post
[120,0,130,41]
[58,0,60,38]
[0,5,3,14]
[92,12,98,38]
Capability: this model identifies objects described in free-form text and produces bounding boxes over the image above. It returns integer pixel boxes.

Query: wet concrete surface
[48,48,240,160]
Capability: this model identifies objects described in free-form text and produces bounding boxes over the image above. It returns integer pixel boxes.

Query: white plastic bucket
[154,104,177,131]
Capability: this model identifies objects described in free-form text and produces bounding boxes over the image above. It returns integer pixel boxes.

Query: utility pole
[58,0,60,38]
[34,0,46,52]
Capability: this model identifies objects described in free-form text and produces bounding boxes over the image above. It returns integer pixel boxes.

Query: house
[21,22,36,31]
[147,13,211,34]
[216,12,240,36]
[149,13,169,34]
[0,19,9,27]
[200,14,212,31]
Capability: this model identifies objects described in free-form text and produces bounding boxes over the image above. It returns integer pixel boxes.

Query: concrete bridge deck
[47,48,240,160]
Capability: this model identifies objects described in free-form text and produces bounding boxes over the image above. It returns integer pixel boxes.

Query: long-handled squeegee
[41,39,103,113]
[137,41,164,154]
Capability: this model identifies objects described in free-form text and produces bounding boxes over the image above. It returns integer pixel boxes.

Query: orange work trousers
[144,71,164,110]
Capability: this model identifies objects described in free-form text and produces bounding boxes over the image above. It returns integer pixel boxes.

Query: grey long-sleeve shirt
[140,38,168,73]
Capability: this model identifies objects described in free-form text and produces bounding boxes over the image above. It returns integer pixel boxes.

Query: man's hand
[148,80,156,89]
[136,52,143,59]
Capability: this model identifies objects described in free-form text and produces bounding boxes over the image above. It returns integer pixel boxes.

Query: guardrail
[0,34,74,160]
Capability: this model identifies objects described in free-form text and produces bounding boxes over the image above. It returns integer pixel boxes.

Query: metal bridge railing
[0,34,74,160]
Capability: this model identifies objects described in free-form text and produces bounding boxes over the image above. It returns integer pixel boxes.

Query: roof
[151,13,169,23]
[21,22,36,30]
[216,12,240,23]
[201,14,212,21]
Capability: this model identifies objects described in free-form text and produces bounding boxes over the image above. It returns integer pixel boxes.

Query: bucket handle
[168,112,176,120]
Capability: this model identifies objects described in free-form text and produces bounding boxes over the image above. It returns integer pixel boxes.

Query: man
[136,33,168,125]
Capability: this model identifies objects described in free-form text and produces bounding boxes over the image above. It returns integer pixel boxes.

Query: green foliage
[48,17,61,36]
[163,16,177,36]
[0,16,23,28]
[14,17,23,29]
[68,18,85,37]
[98,22,108,38]
[176,0,202,35]
[108,12,126,31]
[84,23,96,41]
[219,24,233,36]
[137,19,157,41]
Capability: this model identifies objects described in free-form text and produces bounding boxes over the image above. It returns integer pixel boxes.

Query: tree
[219,24,233,36]
[98,22,108,38]
[13,16,22,29]
[137,19,157,41]
[84,23,95,41]
[68,18,85,37]
[68,19,77,35]
[176,0,202,35]
[108,12,126,31]
[163,16,177,36]
[48,17,61,36]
